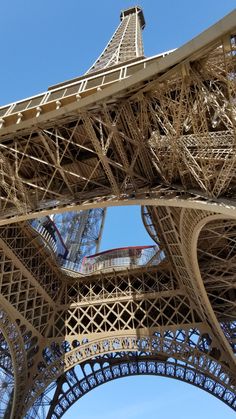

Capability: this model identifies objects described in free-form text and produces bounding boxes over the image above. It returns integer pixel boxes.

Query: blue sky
[1,1,236,418]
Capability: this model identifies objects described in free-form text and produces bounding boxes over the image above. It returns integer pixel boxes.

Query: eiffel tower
[0,6,236,418]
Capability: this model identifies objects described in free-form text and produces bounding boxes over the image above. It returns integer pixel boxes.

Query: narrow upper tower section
[87,6,145,74]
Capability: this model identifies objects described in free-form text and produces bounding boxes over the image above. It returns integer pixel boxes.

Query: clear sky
[1,1,236,418]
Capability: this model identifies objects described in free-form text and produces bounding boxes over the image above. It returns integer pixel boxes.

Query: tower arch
[25,329,236,416]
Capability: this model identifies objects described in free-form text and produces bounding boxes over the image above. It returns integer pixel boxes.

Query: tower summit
[87,6,145,73]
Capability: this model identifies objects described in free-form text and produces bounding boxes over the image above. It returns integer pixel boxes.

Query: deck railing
[80,245,163,274]
[31,218,164,274]
[0,49,175,129]
[30,217,68,258]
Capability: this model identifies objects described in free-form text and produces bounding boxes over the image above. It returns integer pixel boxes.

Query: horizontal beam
[0,191,235,226]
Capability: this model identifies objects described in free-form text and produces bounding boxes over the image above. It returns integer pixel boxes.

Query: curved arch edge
[32,356,236,418]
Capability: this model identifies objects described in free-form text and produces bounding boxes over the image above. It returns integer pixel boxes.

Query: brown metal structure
[0,6,236,418]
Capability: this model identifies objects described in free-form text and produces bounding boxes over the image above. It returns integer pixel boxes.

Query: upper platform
[0,8,235,148]
[120,6,145,29]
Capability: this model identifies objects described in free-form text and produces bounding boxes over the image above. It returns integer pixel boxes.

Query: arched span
[32,354,236,418]
[197,218,236,351]
[1,190,236,227]
[141,206,236,369]
[179,210,236,368]
[25,330,236,414]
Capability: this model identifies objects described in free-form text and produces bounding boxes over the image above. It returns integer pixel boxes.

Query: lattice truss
[1,212,236,417]
[0,307,37,418]
[0,8,235,419]
[51,208,106,266]
[1,244,233,418]
[0,30,234,223]
[0,222,63,337]
[26,329,236,419]
[0,332,14,418]
[53,264,196,339]
[142,205,236,369]
[198,219,236,350]
[87,6,145,73]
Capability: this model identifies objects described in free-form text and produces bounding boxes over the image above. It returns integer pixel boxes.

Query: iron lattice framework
[31,208,106,271]
[87,6,145,73]
[0,6,235,418]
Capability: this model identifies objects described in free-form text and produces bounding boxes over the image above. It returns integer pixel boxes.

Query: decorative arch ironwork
[26,351,236,419]
[49,356,236,418]
[24,329,236,416]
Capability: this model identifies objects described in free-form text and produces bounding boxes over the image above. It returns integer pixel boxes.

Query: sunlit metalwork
[31,208,106,271]
[0,6,235,418]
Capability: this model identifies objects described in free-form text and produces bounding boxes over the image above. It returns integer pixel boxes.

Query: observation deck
[0,50,175,138]
[30,217,162,274]
[79,245,162,274]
